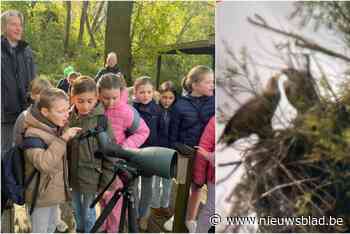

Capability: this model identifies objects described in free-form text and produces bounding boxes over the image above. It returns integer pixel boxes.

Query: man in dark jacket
[1,10,36,233]
[1,10,36,153]
[95,52,123,82]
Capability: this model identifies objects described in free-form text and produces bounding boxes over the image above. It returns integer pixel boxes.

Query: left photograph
[1,1,215,233]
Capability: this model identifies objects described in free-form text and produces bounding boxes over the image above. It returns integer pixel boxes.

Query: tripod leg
[89,191,122,233]
[118,194,128,233]
[127,193,139,233]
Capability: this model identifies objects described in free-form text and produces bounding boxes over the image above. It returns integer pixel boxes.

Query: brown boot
[160,207,173,218]
[138,216,149,232]
[151,207,163,217]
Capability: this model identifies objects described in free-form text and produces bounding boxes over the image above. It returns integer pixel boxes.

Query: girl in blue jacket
[150,81,177,218]
[169,65,215,148]
[132,76,162,231]
[168,65,214,231]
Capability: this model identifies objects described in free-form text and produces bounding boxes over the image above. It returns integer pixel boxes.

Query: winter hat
[63,66,75,78]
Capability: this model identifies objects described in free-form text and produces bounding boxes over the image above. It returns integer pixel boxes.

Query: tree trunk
[78,1,89,46]
[64,1,71,54]
[105,1,134,85]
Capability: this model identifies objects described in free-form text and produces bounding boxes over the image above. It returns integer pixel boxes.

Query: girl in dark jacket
[150,81,177,218]
[168,65,214,231]
[169,65,215,148]
[132,76,162,231]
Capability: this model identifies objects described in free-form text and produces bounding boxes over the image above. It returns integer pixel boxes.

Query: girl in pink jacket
[97,73,150,232]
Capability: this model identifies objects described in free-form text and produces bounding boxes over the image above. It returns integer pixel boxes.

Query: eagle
[282,68,320,114]
[219,75,281,146]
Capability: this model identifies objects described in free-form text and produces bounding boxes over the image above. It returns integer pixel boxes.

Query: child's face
[160,91,175,109]
[135,84,154,104]
[72,91,98,116]
[41,98,70,127]
[68,74,79,85]
[192,73,214,97]
[99,88,121,109]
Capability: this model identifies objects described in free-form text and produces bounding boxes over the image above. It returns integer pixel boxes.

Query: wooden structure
[155,35,215,88]
[173,150,196,232]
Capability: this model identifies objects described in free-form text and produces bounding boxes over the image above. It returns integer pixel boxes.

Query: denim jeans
[151,176,172,208]
[1,123,15,233]
[71,191,96,232]
[30,205,58,233]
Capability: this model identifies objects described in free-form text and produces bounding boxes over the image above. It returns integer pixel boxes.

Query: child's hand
[194,146,214,166]
[62,127,82,141]
[195,146,210,158]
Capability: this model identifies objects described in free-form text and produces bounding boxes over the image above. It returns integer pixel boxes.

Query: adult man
[95,52,123,82]
[1,10,36,233]
[1,10,36,151]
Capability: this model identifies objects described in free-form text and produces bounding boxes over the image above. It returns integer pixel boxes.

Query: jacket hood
[107,89,129,111]
[24,105,60,136]
[108,100,124,111]
[182,94,212,102]
[70,101,105,120]
[133,99,158,109]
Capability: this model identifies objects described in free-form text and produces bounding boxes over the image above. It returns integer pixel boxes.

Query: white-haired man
[1,10,36,233]
[1,10,36,150]
[95,52,123,82]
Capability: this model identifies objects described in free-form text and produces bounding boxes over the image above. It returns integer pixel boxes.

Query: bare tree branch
[86,6,97,48]
[78,1,89,46]
[259,177,318,199]
[175,9,198,44]
[91,1,105,32]
[247,14,350,63]
[332,2,350,27]
[64,1,71,54]
[130,2,143,43]
[94,14,106,33]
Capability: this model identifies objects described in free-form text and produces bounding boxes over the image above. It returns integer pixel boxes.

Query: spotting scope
[94,130,177,179]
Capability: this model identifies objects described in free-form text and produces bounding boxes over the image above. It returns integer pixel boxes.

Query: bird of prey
[219,75,281,146]
[282,68,320,114]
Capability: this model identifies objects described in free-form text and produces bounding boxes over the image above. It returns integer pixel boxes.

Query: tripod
[89,161,140,233]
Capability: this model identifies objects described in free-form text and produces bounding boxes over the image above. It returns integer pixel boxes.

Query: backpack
[1,137,47,214]
[126,106,141,135]
[97,107,140,137]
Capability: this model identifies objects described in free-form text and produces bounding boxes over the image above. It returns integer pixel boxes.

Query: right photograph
[216,1,349,233]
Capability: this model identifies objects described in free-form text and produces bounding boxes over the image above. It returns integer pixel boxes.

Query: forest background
[1,1,214,87]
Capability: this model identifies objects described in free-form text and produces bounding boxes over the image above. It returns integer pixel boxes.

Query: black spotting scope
[94,130,177,179]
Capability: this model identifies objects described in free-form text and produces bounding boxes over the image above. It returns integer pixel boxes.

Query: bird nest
[226,102,350,232]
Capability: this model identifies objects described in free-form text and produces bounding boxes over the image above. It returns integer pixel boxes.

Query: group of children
[13,52,215,233]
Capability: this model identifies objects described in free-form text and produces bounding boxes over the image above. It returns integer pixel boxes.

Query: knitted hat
[63,66,75,78]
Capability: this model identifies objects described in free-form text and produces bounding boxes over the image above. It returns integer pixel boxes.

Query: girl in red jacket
[187,116,215,233]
